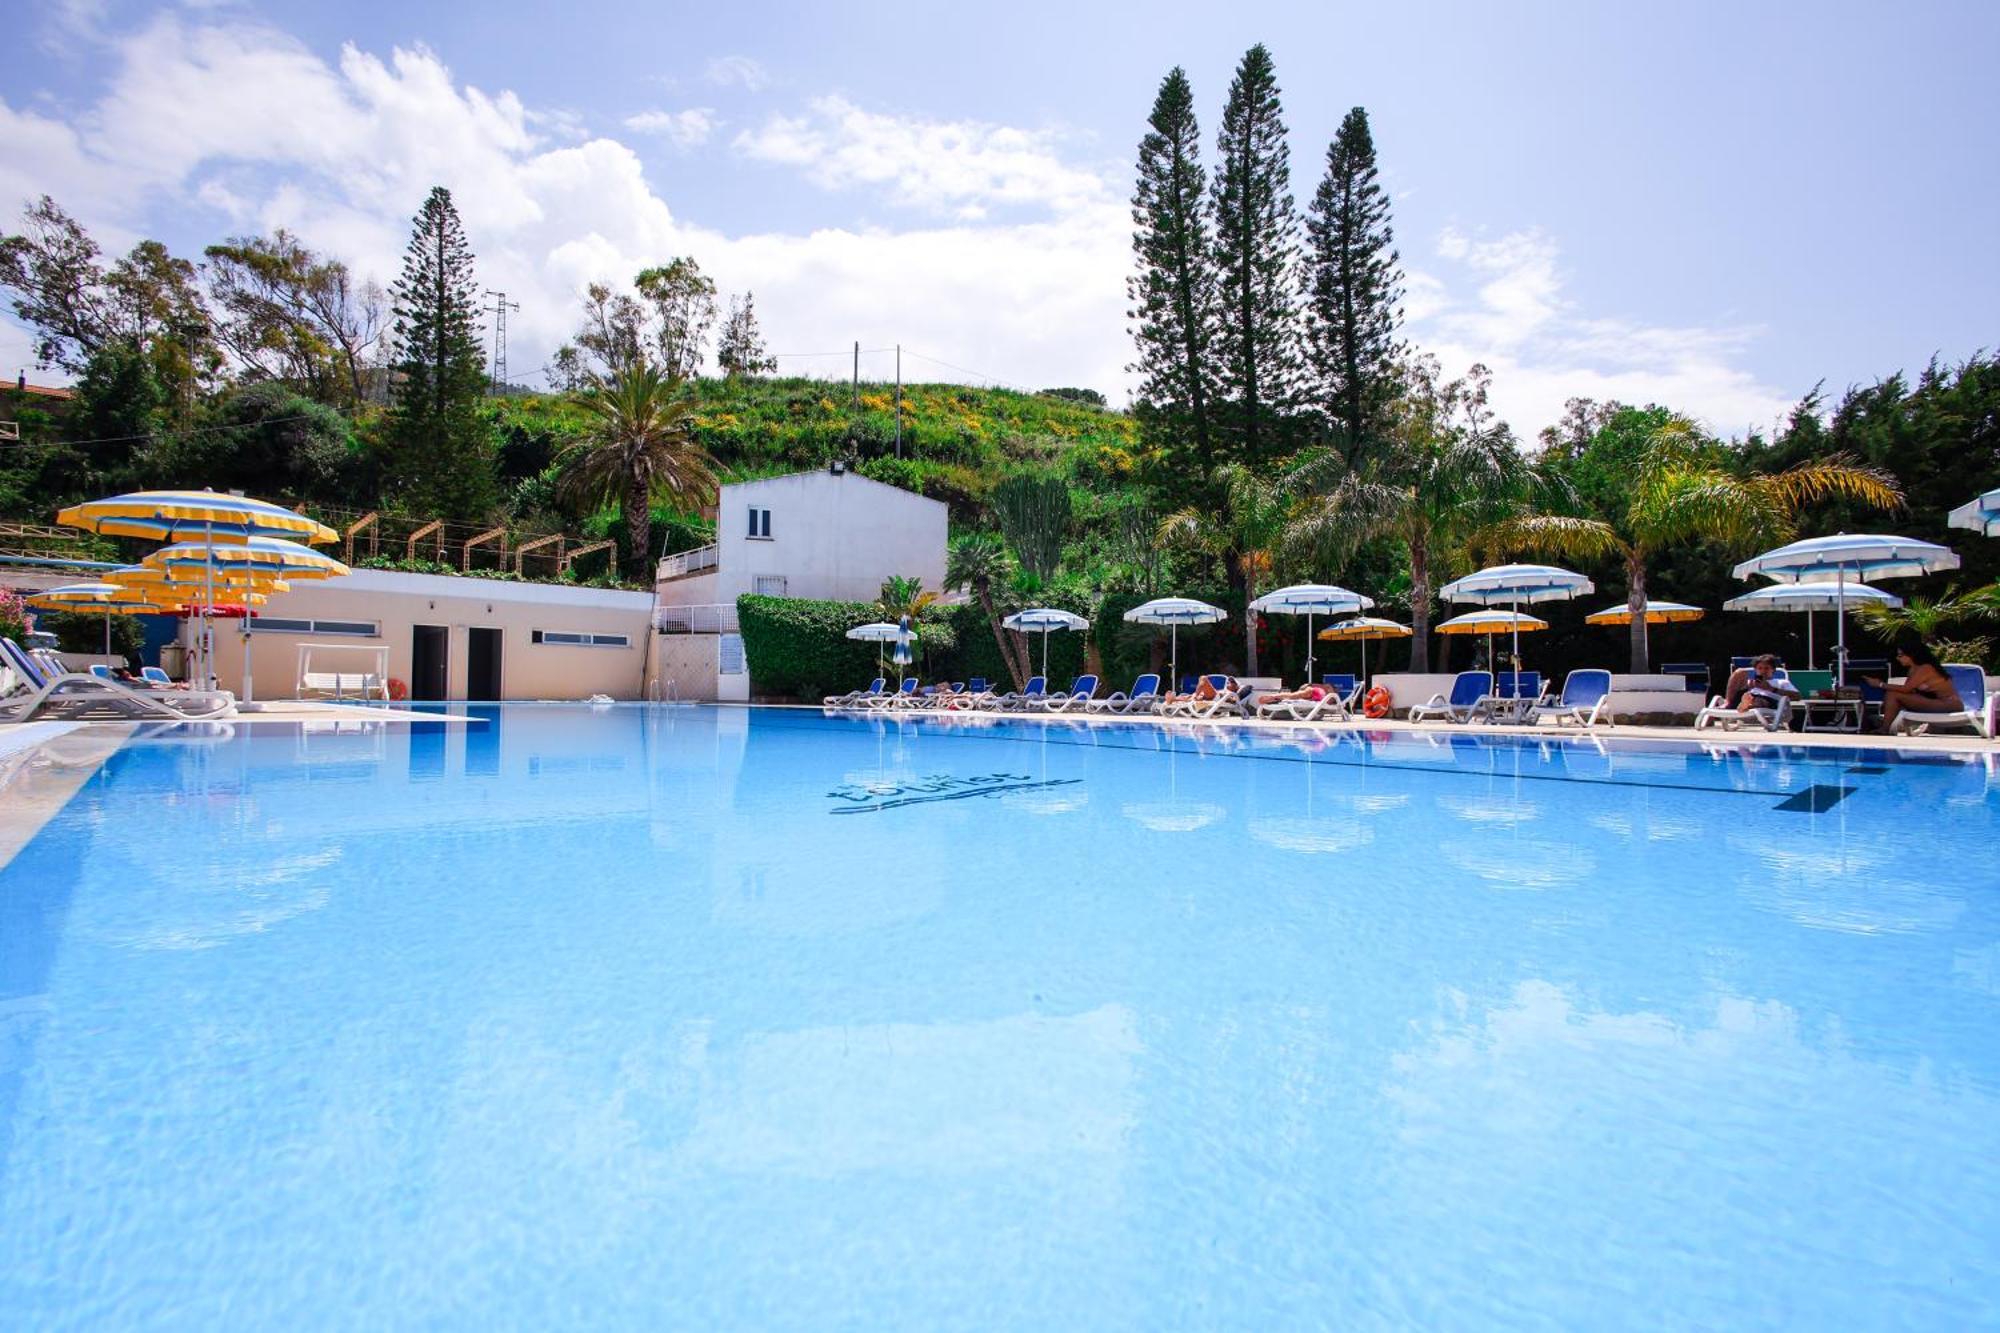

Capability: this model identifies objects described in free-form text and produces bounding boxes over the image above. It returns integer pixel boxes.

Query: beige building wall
[196,568,657,701]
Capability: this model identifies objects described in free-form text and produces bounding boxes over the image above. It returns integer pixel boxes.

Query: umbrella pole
[1170,624,1179,689]
[103,610,111,656]
[243,622,255,704]
[1806,611,1814,671]
[1305,612,1314,685]
[1041,629,1049,680]
[1835,568,1847,689]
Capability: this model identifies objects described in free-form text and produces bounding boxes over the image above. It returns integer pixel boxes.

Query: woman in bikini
[1867,642,1962,732]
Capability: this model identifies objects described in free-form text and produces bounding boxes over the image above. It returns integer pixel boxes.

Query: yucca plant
[1494,418,1903,670]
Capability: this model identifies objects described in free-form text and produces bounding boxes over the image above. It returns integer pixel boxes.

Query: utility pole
[483,291,520,394]
[851,340,860,407]
[894,344,903,458]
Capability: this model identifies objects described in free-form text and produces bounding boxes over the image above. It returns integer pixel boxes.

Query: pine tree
[384,186,493,517]
[1127,67,1217,479]
[1307,107,1405,471]
[1209,44,1303,469]
[715,291,777,378]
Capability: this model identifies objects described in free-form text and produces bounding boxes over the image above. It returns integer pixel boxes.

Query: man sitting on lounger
[1723,655,1799,720]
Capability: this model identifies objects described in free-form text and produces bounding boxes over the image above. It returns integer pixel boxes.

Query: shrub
[42,609,145,664]
[0,588,27,644]
[737,594,890,699]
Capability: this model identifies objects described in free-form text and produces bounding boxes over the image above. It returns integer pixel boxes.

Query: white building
[654,466,949,701]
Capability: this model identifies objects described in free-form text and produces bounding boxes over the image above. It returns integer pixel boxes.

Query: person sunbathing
[1260,682,1330,704]
[1867,643,1961,731]
[1163,674,1239,704]
[1723,655,1799,721]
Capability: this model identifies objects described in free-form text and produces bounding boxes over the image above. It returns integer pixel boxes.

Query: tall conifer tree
[385,186,493,516]
[1127,67,1217,481]
[1308,107,1405,471]
[1208,44,1303,468]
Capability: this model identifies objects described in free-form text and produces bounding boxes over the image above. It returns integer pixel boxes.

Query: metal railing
[653,602,739,634]
[658,544,719,581]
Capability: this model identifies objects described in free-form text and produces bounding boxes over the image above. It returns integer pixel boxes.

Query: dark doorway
[468,627,502,700]
[412,624,450,700]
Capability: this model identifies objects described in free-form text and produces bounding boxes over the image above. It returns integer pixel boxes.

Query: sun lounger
[1162,675,1248,719]
[994,676,1048,710]
[1256,680,1353,722]
[862,677,919,710]
[1695,668,1797,731]
[1089,673,1162,714]
[1888,664,1991,737]
[824,677,886,707]
[139,666,180,688]
[1408,671,1493,724]
[1,639,235,723]
[1036,674,1099,713]
[1528,669,1612,728]
[1321,674,1361,710]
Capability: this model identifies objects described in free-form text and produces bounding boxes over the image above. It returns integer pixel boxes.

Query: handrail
[653,602,739,634]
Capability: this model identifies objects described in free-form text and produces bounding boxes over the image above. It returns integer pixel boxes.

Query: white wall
[198,568,656,701]
[665,468,947,607]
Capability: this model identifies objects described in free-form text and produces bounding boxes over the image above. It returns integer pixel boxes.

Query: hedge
[736,594,964,699]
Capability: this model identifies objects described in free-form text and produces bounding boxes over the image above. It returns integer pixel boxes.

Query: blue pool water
[2,705,1997,1329]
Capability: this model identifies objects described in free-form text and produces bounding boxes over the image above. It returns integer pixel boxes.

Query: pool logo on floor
[826,772,1082,814]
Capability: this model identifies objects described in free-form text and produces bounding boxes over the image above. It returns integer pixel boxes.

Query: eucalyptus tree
[1497,415,1903,670]
[1285,356,1526,671]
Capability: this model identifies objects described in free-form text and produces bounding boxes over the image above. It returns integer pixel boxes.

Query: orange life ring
[1362,685,1392,718]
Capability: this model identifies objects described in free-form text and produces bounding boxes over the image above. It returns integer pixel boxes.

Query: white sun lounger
[1088,673,1161,714]
[1887,664,1990,738]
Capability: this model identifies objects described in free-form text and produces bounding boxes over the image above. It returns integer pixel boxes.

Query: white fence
[653,602,739,634]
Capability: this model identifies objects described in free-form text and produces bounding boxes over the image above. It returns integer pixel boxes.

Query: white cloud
[0,10,1793,431]
[1408,227,1794,440]
[733,95,1108,220]
[622,107,718,149]
[0,13,1131,395]
[703,54,767,92]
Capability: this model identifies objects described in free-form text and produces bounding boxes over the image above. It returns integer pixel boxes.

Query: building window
[531,630,631,648]
[752,574,788,597]
[248,617,380,637]
[747,506,772,540]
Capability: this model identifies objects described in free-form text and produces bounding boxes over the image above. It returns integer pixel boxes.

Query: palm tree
[1284,358,1528,671]
[875,575,941,677]
[1494,417,1903,670]
[1851,583,1999,666]
[946,532,1029,687]
[1156,462,1288,675]
[558,362,718,567]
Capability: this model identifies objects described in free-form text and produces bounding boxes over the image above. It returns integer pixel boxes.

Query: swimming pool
[2,705,1996,1328]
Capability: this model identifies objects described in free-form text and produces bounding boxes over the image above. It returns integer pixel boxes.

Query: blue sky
[6,0,1996,438]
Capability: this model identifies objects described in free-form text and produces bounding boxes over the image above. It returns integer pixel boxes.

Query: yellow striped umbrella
[1436,610,1547,673]
[26,583,180,654]
[107,564,292,596]
[1316,616,1413,681]
[144,536,348,580]
[56,490,337,546]
[1583,600,1705,626]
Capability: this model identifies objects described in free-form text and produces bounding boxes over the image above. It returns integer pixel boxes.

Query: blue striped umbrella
[1948,487,2000,538]
[1003,607,1089,678]
[1732,534,1958,684]
[1122,597,1227,685]
[1249,584,1373,682]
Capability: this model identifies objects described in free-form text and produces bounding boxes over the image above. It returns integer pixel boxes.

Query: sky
[4,0,1996,441]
